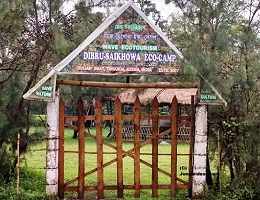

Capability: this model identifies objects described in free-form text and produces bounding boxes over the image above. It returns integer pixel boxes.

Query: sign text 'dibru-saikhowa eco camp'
[23,1,227,105]
[61,7,180,75]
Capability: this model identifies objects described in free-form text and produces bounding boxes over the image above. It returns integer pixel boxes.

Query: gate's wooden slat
[64,186,78,192]
[115,97,123,198]
[65,115,190,122]
[122,115,134,120]
[58,98,65,199]
[65,115,94,121]
[77,98,85,199]
[102,115,114,120]
[64,116,78,121]
[65,152,188,187]
[178,120,190,127]
[65,115,114,121]
[66,121,170,153]
[95,98,104,199]
[64,124,177,186]
[134,97,141,198]
[66,122,117,151]
[64,151,117,154]
[152,97,159,197]
[171,96,178,197]
[179,115,191,121]
[64,123,188,186]
[139,115,190,121]
[64,184,188,192]
[178,184,189,189]
[65,186,98,192]
[189,95,195,197]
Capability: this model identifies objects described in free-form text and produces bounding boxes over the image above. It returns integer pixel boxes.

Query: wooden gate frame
[58,93,195,199]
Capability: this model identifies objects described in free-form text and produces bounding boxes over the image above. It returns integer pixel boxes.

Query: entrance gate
[58,95,195,199]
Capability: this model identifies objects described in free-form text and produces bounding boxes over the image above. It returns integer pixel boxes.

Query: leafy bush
[0,169,53,200]
[204,173,260,200]
[0,144,16,183]
[30,115,46,127]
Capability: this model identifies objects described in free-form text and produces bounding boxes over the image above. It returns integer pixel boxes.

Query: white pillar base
[192,105,207,198]
[46,94,59,197]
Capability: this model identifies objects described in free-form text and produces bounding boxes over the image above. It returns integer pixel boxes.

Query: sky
[151,0,178,20]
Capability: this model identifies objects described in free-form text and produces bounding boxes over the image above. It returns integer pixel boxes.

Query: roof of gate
[22,0,227,106]
[118,87,198,105]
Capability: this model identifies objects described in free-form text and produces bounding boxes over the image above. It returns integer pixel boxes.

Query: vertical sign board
[199,79,222,104]
[28,73,57,101]
[61,7,181,75]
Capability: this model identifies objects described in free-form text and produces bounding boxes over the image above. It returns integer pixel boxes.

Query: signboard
[61,6,180,75]
[23,1,226,105]
[199,78,223,104]
[27,72,57,101]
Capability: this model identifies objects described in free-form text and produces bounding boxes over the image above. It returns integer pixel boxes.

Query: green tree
[0,0,115,181]
[166,0,260,197]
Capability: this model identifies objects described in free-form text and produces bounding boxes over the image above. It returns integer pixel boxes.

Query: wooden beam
[57,79,198,89]
[134,97,141,198]
[170,96,178,197]
[64,114,190,122]
[115,97,123,198]
[95,98,104,199]
[152,97,159,197]
[77,98,85,199]
[65,184,189,192]
[58,98,65,199]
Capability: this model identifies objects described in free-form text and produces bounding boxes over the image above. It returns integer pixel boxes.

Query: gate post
[192,105,207,198]
[46,91,59,197]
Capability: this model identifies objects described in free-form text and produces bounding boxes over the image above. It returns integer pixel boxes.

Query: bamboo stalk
[57,79,198,89]
[16,133,20,195]
[218,131,221,195]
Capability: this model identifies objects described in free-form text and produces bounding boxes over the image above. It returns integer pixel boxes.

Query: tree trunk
[72,130,78,139]
[126,76,130,83]
[229,159,235,181]
[206,153,213,188]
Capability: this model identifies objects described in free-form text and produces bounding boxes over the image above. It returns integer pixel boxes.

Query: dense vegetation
[167,0,260,198]
[1,0,260,199]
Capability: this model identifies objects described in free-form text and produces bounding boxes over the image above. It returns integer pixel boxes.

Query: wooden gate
[58,95,195,199]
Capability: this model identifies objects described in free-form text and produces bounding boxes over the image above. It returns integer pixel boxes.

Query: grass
[0,170,50,200]
[22,127,193,199]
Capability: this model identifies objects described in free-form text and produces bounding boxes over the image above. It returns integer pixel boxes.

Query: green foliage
[167,0,260,197]
[29,115,46,127]
[0,0,107,183]
[136,0,167,30]
[0,170,52,200]
[0,144,16,182]
[204,173,260,200]
[1,0,260,198]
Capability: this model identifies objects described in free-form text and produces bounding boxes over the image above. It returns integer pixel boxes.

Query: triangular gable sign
[23,0,227,106]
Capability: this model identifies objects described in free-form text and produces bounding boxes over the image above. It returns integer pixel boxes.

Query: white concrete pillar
[192,105,207,198]
[46,93,59,197]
